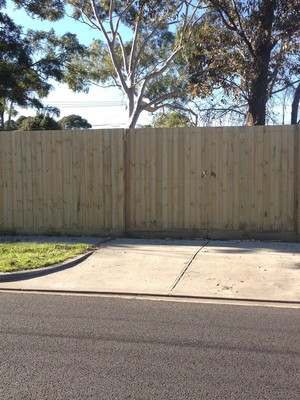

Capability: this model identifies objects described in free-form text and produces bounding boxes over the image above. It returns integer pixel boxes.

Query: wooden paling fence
[1,125,300,241]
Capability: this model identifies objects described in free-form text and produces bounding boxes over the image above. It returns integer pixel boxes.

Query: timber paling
[0,125,299,241]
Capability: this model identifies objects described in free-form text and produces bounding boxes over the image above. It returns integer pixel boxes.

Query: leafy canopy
[11,0,203,128]
[0,1,86,129]
[154,111,194,128]
[182,0,300,125]
[58,114,92,129]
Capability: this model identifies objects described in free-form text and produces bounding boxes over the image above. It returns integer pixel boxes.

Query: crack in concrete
[169,240,210,292]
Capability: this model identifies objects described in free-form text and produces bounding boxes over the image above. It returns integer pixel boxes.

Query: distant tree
[58,114,92,130]
[15,115,27,127]
[136,124,153,128]
[154,111,194,128]
[19,114,60,130]
[3,119,18,131]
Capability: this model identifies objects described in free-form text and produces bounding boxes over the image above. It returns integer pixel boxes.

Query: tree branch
[116,32,129,76]
[89,0,128,92]
[130,20,165,84]
[209,0,255,57]
[128,12,143,83]
[137,45,181,105]
[271,78,300,95]
[143,90,184,111]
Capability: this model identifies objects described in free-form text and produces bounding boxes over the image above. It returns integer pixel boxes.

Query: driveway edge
[0,251,94,282]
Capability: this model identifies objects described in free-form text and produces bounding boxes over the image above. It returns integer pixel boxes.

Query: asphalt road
[0,292,299,400]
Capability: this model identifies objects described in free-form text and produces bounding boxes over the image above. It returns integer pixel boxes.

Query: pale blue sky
[6,0,98,44]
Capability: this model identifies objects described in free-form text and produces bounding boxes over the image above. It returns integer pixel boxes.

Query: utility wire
[43,101,125,108]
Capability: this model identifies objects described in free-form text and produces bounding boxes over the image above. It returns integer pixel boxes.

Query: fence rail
[1,125,299,241]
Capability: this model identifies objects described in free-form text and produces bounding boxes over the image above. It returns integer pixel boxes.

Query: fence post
[294,124,300,240]
[123,128,130,236]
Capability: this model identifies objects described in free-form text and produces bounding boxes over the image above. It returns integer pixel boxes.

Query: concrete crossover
[0,237,300,304]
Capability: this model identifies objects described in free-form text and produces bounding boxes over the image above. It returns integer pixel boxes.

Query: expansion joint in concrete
[169,240,210,292]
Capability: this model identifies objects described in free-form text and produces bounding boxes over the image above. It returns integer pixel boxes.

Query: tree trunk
[127,88,144,128]
[128,106,142,128]
[246,0,275,126]
[6,101,14,130]
[126,88,137,128]
[291,83,300,124]
[246,77,269,125]
[0,110,4,131]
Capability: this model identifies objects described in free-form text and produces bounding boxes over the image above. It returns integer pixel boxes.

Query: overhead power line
[44,101,125,108]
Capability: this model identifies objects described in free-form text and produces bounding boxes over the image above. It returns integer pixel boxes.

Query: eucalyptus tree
[183,0,300,125]
[13,0,204,128]
[65,0,206,128]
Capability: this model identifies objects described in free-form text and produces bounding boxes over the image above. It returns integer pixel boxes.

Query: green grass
[0,242,95,273]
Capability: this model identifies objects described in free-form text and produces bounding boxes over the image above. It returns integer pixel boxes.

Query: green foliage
[23,0,200,128]
[12,0,65,21]
[15,115,27,127]
[183,0,300,125]
[19,114,60,130]
[1,1,204,128]
[154,111,193,128]
[7,0,298,127]
[11,113,92,131]
[58,114,92,130]
[0,4,86,129]
[3,119,18,130]
[0,13,44,118]
[64,40,118,93]
[182,20,239,99]
[62,11,182,94]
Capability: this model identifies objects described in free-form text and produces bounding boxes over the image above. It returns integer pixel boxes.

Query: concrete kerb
[0,288,300,308]
[0,236,112,282]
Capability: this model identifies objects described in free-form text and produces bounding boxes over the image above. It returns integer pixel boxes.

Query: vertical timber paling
[124,128,130,236]
[295,124,300,238]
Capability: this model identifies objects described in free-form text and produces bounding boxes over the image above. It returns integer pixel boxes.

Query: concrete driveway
[1,237,300,304]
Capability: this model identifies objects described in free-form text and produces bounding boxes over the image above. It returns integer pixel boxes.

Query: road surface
[0,292,299,399]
